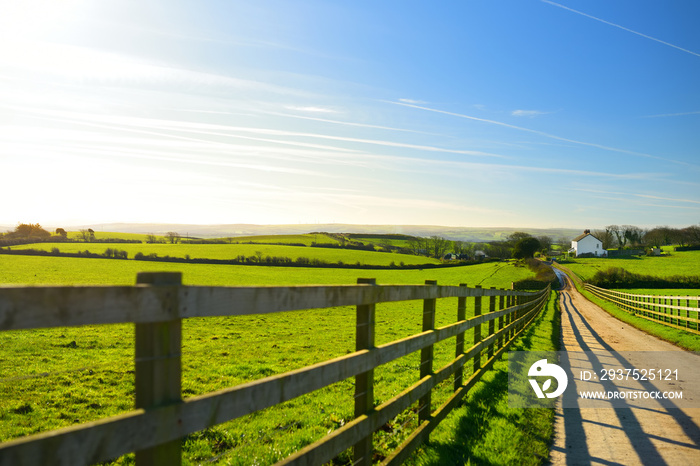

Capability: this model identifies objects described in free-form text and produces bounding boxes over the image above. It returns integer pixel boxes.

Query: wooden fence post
[135,272,183,466]
[353,278,376,466]
[498,292,505,351]
[454,283,467,392]
[473,285,482,373]
[487,287,496,359]
[419,280,437,424]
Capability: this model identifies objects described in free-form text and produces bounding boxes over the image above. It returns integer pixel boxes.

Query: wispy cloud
[641,110,700,118]
[542,0,700,58]
[0,39,314,97]
[574,188,700,209]
[398,98,427,105]
[264,110,446,137]
[511,109,550,118]
[284,106,339,114]
[52,109,506,159]
[388,100,697,167]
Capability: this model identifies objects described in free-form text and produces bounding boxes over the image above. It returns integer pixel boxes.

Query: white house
[570,230,607,257]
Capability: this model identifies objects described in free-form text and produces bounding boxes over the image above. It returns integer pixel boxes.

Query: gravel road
[548,270,700,465]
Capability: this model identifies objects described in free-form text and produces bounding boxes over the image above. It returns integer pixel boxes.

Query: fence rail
[584,283,700,334]
[0,272,550,465]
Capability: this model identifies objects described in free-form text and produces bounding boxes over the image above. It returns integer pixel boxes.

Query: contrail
[542,0,700,58]
[642,110,700,118]
[387,100,656,159]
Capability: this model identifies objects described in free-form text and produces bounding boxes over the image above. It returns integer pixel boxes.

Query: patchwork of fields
[9,242,438,267]
[0,246,542,464]
[3,235,697,464]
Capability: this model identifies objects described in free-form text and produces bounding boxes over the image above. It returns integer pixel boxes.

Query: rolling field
[223,233,339,245]
[559,250,700,281]
[0,254,543,464]
[9,242,438,267]
[66,231,152,242]
[0,254,527,287]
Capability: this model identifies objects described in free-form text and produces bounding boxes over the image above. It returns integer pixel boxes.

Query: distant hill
[58,223,582,242]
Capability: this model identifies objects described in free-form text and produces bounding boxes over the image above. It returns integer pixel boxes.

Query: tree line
[592,225,700,250]
[405,232,557,260]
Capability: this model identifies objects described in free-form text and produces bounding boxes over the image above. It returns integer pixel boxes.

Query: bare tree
[593,229,614,250]
[685,225,700,245]
[166,232,180,244]
[79,229,92,242]
[606,225,625,249]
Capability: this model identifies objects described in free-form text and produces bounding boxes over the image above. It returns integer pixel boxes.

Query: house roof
[572,232,601,243]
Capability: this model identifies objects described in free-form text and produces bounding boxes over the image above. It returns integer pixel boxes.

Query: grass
[618,289,700,297]
[9,242,439,267]
[561,250,700,281]
[0,255,531,287]
[223,233,339,245]
[407,290,560,465]
[65,231,153,242]
[0,254,546,464]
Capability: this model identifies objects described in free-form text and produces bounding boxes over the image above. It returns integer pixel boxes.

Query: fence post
[454,283,467,392]
[419,280,437,424]
[473,285,482,373]
[134,272,183,466]
[506,288,513,341]
[488,287,496,359]
[353,278,376,466]
[498,291,505,351]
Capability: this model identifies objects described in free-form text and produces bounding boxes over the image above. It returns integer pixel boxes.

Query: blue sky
[1,0,698,229]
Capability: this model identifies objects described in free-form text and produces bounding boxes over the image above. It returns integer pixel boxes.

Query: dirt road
[549,270,700,465]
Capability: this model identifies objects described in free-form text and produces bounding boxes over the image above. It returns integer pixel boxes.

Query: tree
[55,228,67,239]
[512,237,541,259]
[672,228,692,247]
[12,223,50,239]
[536,235,553,254]
[623,225,644,247]
[506,232,532,248]
[428,236,450,259]
[146,234,157,244]
[78,229,93,242]
[685,225,700,245]
[166,232,180,244]
[606,225,626,249]
[593,229,615,250]
[407,236,430,256]
[644,226,674,247]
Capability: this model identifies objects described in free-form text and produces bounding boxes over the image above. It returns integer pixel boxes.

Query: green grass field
[560,250,700,281]
[9,242,439,267]
[224,233,339,245]
[0,255,529,287]
[0,253,547,464]
[65,231,153,242]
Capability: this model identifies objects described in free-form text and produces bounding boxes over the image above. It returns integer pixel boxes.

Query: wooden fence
[0,272,550,465]
[584,283,700,334]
